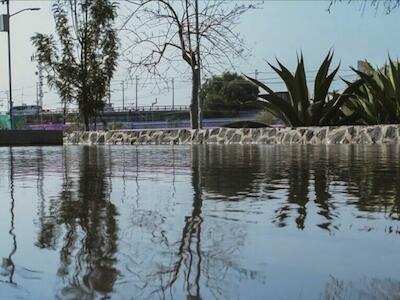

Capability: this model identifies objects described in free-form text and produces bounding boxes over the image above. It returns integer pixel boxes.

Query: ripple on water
[0,144,399,299]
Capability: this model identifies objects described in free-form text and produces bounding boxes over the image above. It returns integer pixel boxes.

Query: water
[0,145,399,300]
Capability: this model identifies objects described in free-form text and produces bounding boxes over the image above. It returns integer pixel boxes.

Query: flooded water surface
[0,145,400,299]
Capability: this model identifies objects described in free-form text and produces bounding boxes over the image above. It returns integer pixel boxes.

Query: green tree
[200,72,259,113]
[31,0,118,131]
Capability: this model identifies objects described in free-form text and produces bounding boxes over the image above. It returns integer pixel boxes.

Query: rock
[292,132,302,143]
[367,127,383,143]
[97,134,105,144]
[207,136,218,143]
[329,129,346,144]
[385,126,397,139]
[266,128,276,138]
[177,129,190,142]
[226,129,236,141]
[305,130,314,141]
[316,129,327,141]
[218,128,227,138]
[252,129,261,140]
[229,133,242,143]
[210,128,220,136]
[282,133,292,144]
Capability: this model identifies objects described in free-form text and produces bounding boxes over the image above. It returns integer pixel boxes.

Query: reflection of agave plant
[347,59,400,124]
[246,52,363,127]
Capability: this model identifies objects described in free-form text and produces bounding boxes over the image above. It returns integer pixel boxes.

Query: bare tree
[329,0,400,14]
[121,0,260,129]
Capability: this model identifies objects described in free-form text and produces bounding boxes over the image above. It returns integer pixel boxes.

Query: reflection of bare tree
[163,146,203,299]
[321,275,400,300]
[126,146,264,300]
[35,146,119,299]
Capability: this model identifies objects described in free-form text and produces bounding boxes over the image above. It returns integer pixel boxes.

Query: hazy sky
[1,0,400,111]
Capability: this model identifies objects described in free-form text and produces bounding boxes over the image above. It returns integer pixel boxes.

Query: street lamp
[1,1,40,129]
[11,7,40,18]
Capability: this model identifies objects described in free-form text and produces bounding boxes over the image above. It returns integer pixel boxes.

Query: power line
[2,0,263,2]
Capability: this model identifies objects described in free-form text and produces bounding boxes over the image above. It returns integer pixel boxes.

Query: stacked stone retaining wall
[64,125,400,145]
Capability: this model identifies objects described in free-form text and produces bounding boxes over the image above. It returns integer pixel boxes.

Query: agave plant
[246,52,363,127]
[346,58,400,124]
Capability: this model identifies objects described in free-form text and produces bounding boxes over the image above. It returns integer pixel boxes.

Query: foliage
[246,52,363,127]
[106,122,123,130]
[346,59,400,124]
[223,121,269,128]
[64,113,80,124]
[31,0,118,130]
[255,110,274,125]
[200,72,259,112]
[65,122,85,134]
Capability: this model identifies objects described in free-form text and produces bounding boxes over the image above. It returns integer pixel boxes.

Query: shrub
[201,72,259,113]
[255,110,273,125]
[347,58,400,124]
[246,52,363,127]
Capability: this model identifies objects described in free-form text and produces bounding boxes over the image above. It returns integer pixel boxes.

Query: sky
[0,0,400,111]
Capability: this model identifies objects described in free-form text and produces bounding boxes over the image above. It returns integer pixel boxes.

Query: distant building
[12,105,41,116]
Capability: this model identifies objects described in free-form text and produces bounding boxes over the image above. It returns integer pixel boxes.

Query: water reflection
[35,146,119,299]
[1,148,17,285]
[0,145,400,299]
[322,276,400,300]
[199,145,400,232]
[124,146,263,299]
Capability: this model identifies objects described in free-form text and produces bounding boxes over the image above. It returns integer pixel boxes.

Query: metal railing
[0,105,190,115]
[39,105,190,115]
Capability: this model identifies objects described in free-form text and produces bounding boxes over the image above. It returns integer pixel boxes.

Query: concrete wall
[64,125,400,145]
[0,130,63,146]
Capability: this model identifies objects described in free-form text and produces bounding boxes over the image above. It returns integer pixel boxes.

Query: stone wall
[64,125,400,145]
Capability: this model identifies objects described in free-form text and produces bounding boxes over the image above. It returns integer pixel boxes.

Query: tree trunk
[191,69,200,129]
[84,113,89,131]
[62,101,67,124]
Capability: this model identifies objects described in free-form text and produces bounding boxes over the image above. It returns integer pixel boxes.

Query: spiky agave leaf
[246,52,349,127]
[349,59,400,124]
[245,75,302,126]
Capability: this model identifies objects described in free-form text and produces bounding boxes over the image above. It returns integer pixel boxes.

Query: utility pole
[36,61,44,124]
[1,2,40,129]
[36,82,39,123]
[121,81,125,110]
[6,0,13,129]
[172,78,175,110]
[135,75,139,111]
[195,0,202,129]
